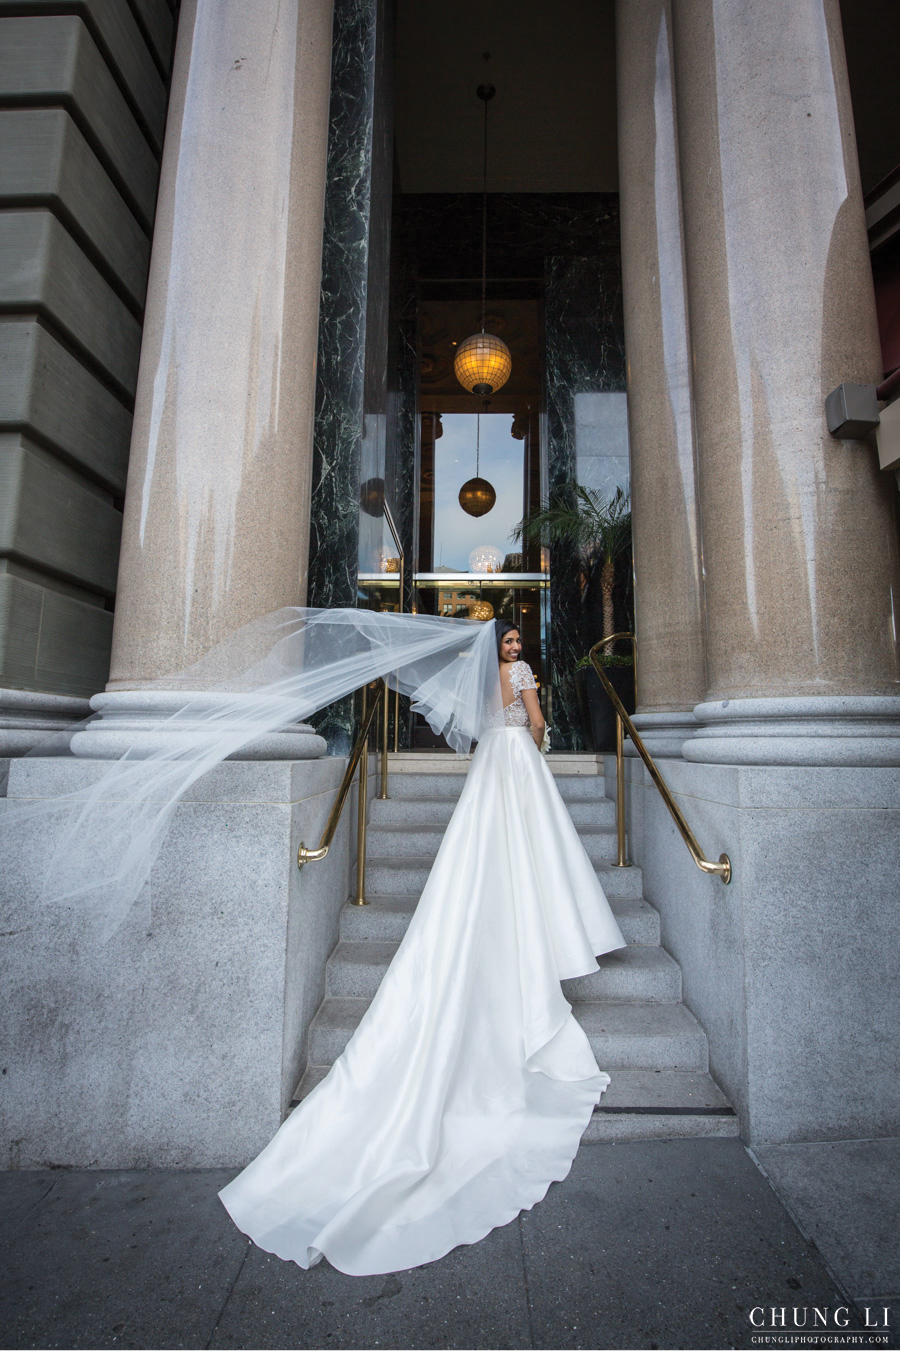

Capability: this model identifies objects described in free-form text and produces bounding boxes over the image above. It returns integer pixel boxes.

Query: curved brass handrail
[589,639,732,885]
[297,679,387,905]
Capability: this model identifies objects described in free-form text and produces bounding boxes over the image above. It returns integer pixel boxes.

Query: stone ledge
[70,690,329,760]
[685,696,900,767]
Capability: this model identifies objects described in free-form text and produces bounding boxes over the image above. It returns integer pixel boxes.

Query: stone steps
[585,1069,738,1141]
[305,994,709,1072]
[370,793,616,829]
[366,820,621,862]
[291,1063,738,1142]
[338,893,661,946]
[325,939,681,1002]
[364,854,646,900]
[294,769,738,1143]
[383,770,607,802]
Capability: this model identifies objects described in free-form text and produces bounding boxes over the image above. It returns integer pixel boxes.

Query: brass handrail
[383,498,404,753]
[599,632,637,869]
[589,638,732,885]
[297,678,387,905]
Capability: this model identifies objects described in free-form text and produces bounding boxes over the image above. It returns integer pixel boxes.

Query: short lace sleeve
[511,661,537,694]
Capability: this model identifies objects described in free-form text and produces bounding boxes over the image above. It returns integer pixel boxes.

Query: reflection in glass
[433,414,520,570]
[419,410,543,575]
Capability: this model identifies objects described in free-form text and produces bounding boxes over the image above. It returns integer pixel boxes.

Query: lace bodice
[502,661,538,727]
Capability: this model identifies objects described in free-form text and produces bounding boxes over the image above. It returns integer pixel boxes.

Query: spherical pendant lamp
[454,332,512,396]
[458,412,496,518]
[458,476,496,517]
[455,83,512,396]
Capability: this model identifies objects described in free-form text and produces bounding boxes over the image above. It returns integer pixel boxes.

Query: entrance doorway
[414,289,548,746]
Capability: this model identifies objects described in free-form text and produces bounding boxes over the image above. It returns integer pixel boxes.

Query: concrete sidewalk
[1,1138,897,1351]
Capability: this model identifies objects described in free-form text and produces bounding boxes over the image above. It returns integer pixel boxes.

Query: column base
[684,696,900,766]
[0,688,92,756]
[622,756,900,1145]
[71,691,328,760]
[0,755,350,1166]
[627,710,699,758]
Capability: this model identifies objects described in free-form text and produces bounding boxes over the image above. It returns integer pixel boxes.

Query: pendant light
[458,411,496,517]
[454,84,512,396]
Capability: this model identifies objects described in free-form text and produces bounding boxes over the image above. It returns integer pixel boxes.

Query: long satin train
[219,727,626,1276]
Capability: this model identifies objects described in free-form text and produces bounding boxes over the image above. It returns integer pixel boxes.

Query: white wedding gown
[219,661,626,1276]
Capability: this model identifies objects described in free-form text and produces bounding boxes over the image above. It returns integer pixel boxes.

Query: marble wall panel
[308,0,394,751]
[358,0,395,580]
[574,392,630,502]
[384,274,418,610]
[308,0,375,616]
[545,250,627,749]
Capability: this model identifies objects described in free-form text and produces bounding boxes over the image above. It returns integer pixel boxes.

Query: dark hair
[496,619,520,658]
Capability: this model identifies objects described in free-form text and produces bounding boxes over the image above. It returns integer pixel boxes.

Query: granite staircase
[293,756,738,1141]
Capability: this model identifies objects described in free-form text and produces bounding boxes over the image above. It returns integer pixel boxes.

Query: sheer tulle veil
[2,609,502,936]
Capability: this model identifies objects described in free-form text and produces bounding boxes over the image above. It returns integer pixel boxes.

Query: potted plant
[513,485,634,751]
[573,650,636,753]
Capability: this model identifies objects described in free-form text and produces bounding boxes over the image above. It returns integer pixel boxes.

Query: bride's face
[499,629,521,664]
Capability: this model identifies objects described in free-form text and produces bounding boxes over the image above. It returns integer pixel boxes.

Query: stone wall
[0,754,359,1168]
[615,754,900,1146]
[0,1,176,698]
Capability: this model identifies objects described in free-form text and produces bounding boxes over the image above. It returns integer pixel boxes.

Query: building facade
[1,0,899,1165]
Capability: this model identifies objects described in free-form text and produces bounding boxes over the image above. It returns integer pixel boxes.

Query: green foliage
[512,484,632,569]
[574,652,633,671]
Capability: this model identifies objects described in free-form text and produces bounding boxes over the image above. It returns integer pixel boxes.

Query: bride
[219,617,626,1276]
[6,606,624,1276]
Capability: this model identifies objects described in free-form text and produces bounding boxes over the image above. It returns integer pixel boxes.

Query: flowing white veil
[2,609,501,936]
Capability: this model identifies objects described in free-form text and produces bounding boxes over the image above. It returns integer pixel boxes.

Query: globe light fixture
[468,544,504,573]
[459,413,497,518]
[467,600,495,621]
[454,332,512,396]
[455,83,512,396]
[458,477,496,518]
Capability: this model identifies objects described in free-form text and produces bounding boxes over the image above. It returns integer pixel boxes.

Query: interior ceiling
[839,0,900,194]
[393,0,618,194]
[394,1,900,202]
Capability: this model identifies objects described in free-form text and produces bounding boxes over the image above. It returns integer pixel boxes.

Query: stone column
[672,0,900,764]
[616,0,706,756]
[80,0,335,756]
[111,0,334,685]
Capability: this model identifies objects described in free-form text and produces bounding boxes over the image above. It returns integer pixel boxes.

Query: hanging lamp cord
[476,412,480,476]
[481,92,488,334]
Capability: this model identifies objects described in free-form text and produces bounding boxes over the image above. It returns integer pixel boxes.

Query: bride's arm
[521,688,546,749]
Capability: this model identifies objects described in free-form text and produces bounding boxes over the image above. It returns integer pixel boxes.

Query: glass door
[415,403,549,744]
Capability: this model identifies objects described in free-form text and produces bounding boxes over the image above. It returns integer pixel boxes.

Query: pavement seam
[745,1145,868,1325]
[203,1235,252,1350]
[0,1176,58,1248]
[517,1215,537,1349]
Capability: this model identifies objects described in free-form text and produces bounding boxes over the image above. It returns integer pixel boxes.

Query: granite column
[672,0,900,764]
[623,0,900,1144]
[616,0,705,756]
[80,0,334,755]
